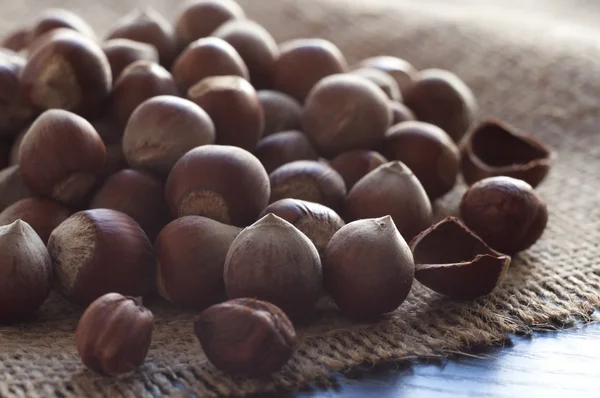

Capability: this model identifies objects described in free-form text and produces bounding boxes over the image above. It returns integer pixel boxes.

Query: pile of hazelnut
[0,0,552,379]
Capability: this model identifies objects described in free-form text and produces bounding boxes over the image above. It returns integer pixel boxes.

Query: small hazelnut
[350,67,401,101]
[404,68,477,143]
[110,60,178,129]
[1,28,31,52]
[383,121,460,200]
[0,220,52,324]
[254,130,318,173]
[174,0,246,47]
[303,74,392,158]
[357,56,418,96]
[90,169,169,242]
[123,95,215,177]
[224,214,322,320]
[460,176,548,255]
[269,160,347,214]
[100,142,128,179]
[212,20,279,89]
[0,198,71,243]
[105,7,179,68]
[165,145,270,226]
[188,75,263,150]
[171,37,249,92]
[0,165,33,212]
[0,54,36,137]
[76,293,154,375]
[345,161,433,242]
[410,217,511,299]
[330,150,388,190]
[259,199,345,256]
[29,8,96,42]
[155,216,241,310]
[102,38,160,82]
[19,110,106,207]
[273,39,348,103]
[460,119,552,187]
[257,90,303,136]
[47,209,154,305]
[194,298,296,377]
[390,101,415,125]
[323,216,414,321]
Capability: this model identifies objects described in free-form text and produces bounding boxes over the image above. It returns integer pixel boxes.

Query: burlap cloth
[1,0,600,396]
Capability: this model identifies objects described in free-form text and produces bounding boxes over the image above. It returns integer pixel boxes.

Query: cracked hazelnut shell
[102,38,160,81]
[254,130,318,173]
[258,90,303,136]
[330,150,388,190]
[0,197,70,243]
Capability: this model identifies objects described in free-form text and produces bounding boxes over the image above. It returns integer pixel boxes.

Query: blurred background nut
[253,130,318,174]
[257,90,303,136]
[102,39,159,81]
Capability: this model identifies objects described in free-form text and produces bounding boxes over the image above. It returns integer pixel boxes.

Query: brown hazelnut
[194,298,296,377]
[351,67,401,101]
[460,176,548,255]
[188,76,263,150]
[273,39,348,103]
[21,30,112,115]
[254,130,318,173]
[330,150,388,190]
[0,54,36,137]
[345,161,432,242]
[212,20,279,89]
[90,169,169,242]
[155,216,241,310]
[19,110,106,207]
[0,165,33,211]
[110,60,178,129]
[30,8,95,42]
[383,121,460,200]
[174,0,246,47]
[259,199,345,256]
[357,56,418,96]
[123,95,215,177]
[390,101,415,125]
[257,90,303,136]
[0,198,70,243]
[323,216,414,321]
[48,209,154,305]
[76,293,154,375]
[224,214,322,319]
[105,7,178,68]
[166,145,270,226]
[0,220,52,323]
[269,160,347,213]
[404,69,477,143]
[100,142,128,179]
[171,37,249,92]
[410,217,511,299]
[1,28,31,52]
[303,74,392,158]
[102,38,159,81]
[460,119,552,187]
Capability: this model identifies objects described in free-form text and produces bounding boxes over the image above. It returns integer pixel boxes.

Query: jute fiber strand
[1,0,600,396]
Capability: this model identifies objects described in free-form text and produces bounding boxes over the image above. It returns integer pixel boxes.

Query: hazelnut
[29,8,95,42]
[404,68,477,142]
[460,176,548,255]
[90,169,169,242]
[0,54,36,137]
[76,293,154,375]
[345,161,433,242]
[9,128,27,165]
[110,60,178,130]
[174,0,246,47]
[47,209,154,305]
[330,150,388,190]
[188,75,263,150]
[21,29,112,115]
[102,38,159,82]
[323,216,414,321]
[19,110,106,207]
[259,199,345,256]
[257,90,303,136]
[254,130,318,173]
[390,101,415,125]
[357,56,418,96]
[0,220,52,323]
[303,74,392,158]
[155,216,241,310]
[460,119,552,187]
[350,67,401,101]
[171,37,249,92]
[0,198,70,243]
[100,142,129,179]
[194,298,296,377]
[273,39,348,102]
[105,7,178,68]
[165,145,270,226]
[224,214,322,319]
[410,217,511,299]
[1,28,31,52]
[383,121,460,200]
[212,20,279,89]
[123,95,215,177]
[269,160,347,213]
[0,165,33,212]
